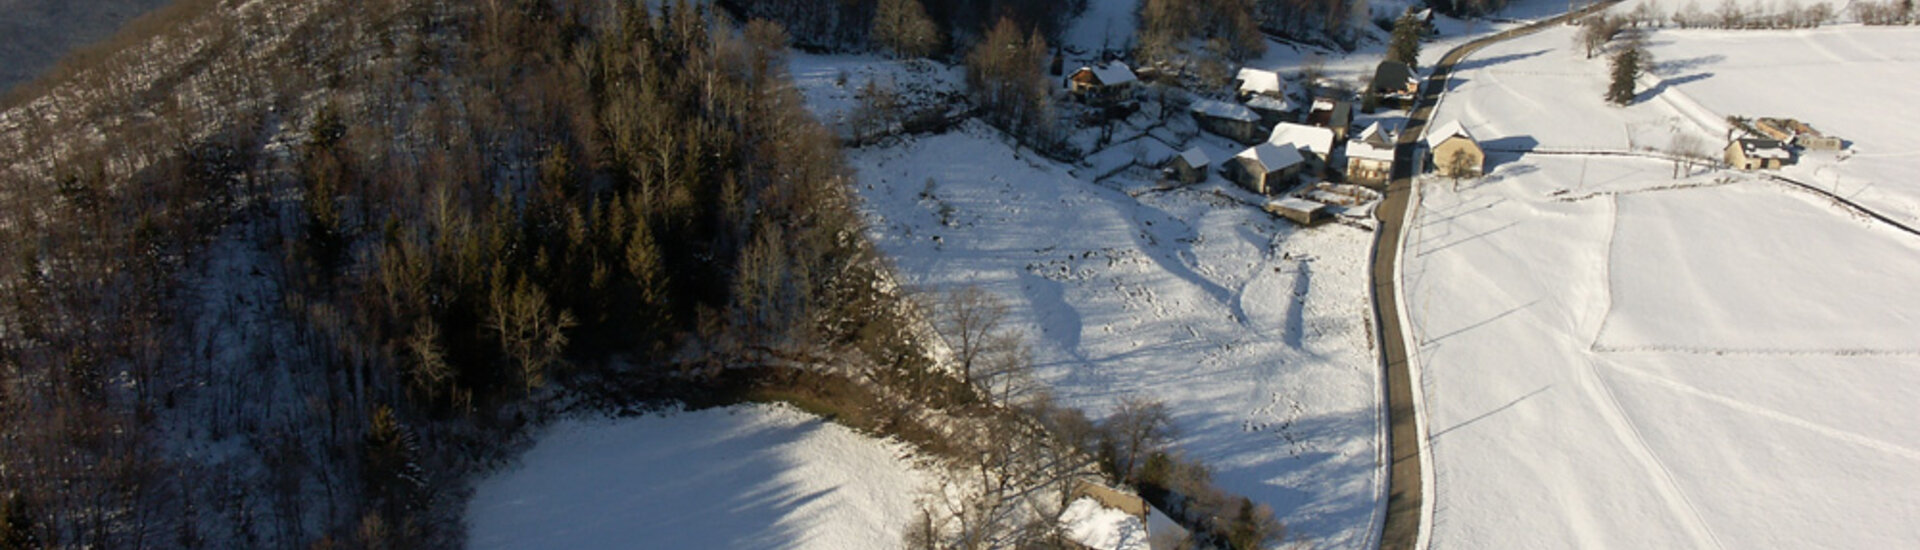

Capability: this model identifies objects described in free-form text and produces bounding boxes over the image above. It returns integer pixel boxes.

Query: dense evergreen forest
[0,0,941,546]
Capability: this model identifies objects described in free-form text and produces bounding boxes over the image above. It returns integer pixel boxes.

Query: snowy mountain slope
[467,404,934,550]
[844,121,1384,547]
[1404,21,1920,550]
[0,0,171,93]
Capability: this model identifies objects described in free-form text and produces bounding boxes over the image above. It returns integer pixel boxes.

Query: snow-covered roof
[1237,142,1304,170]
[1236,68,1283,96]
[1270,197,1326,214]
[1269,122,1336,155]
[1348,139,1397,163]
[1357,121,1398,147]
[1311,98,1336,112]
[1190,98,1258,122]
[1246,94,1291,113]
[1178,147,1210,168]
[1736,138,1791,159]
[1060,497,1149,550]
[1084,62,1138,86]
[1425,120,1475,148]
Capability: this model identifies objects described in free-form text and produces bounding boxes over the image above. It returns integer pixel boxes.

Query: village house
[1304,97,1354,141]
[1228,142,1306,195]
[1246,94,1292,126]
[1268,121,1337,175]
[1057,481,1188,550]
[1371,60,1418,99]
[1066,61,1139,105]
[1756,117,1844,151]
[1345,121,1398,186]
[1725,137,1792,169]
[1235,67,1285,100]
[1268,196,1331,225]
[1425,120,1484,177]
[1190,98,1263,144]
[1168,147,1210,184]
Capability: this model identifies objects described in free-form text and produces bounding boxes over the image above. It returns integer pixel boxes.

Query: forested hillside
[0,0,936,546]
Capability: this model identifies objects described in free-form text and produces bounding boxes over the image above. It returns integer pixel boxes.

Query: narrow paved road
[1371,4,1621,549]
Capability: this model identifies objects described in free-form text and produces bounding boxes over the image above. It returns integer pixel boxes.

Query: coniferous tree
[1388,12,1423,68]
[1606,38,1646,105]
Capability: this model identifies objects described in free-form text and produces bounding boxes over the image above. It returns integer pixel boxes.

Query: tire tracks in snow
[1575,355,1728,550]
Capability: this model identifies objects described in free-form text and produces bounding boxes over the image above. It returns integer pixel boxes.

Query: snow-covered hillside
[843,120,1384,546]
[1404,21,1920,549]
[467,404,933,550]
[0,0,170,93]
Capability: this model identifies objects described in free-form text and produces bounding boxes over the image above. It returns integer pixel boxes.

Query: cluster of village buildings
[1724,117,1844,170]
[1065,58,1483,225]
[1060,51,1844,229]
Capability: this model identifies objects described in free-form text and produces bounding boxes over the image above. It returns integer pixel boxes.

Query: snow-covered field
[466,404,932,550]
[1640,26,1920,224]
[1405,19,1920,549]
[844,120,1384,546]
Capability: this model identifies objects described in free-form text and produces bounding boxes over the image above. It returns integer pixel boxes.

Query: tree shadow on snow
[1633,72,1713,105]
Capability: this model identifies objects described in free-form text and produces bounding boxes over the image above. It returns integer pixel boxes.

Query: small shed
[1346,121,1399,186]
[1268,197,1331,225]
[1169,147,1210,184]
[1190,99,1263,144]
[1305,98,1354,141]
[1758,118,1843,151]
[1228,142,1305,195]
[1371,60,1418,97]
[1067,62,1139,105]
[1425,120,1483,177]
[1725,138,1791,170]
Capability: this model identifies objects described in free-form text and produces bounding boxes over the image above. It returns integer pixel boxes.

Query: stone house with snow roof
[1228,142,1305,195]
[1425,120,1483,177]
[1268,122,1337,176]
[1190,99,1263,144]
[1067,62,1139,105]
[1346,121,1398,186]
[1725,138,1791,170]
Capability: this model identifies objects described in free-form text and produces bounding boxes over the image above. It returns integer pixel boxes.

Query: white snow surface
[847,121,1383,547]
[467,404,932,550]
[1061,497,1150,550]
[1406,21,1920,550]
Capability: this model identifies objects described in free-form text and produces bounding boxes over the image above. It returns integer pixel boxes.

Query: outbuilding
[1267,197,1331,225]
[1169,147,1210,184]
[1371,60,1418,98]
[1305,98,1353,141]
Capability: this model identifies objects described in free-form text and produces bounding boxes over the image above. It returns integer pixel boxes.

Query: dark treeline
[720,0,1088,53]
[0,0,945,547]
